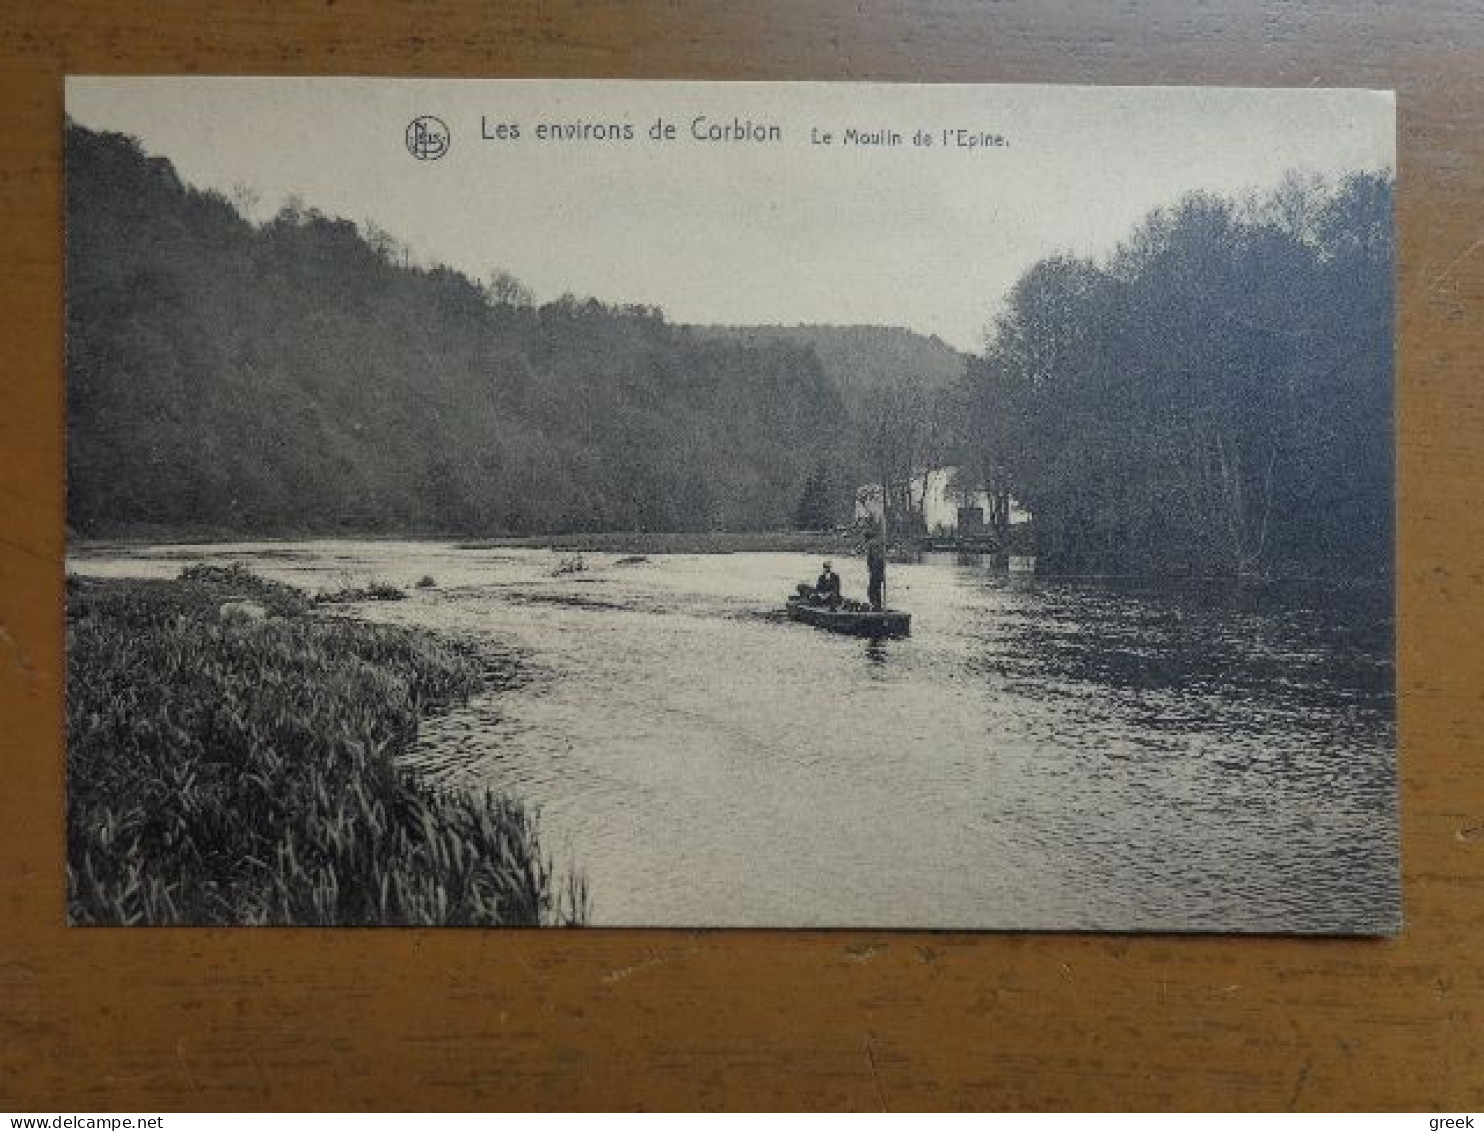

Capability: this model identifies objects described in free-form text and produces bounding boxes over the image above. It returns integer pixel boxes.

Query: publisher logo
[406,116,451,161]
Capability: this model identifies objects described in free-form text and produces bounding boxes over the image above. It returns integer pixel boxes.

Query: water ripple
[70,542,1399,931]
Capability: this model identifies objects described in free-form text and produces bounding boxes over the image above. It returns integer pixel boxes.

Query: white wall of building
[854,467,1030,532]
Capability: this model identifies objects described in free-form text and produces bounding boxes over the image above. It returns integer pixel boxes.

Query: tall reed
[66,567,585,926]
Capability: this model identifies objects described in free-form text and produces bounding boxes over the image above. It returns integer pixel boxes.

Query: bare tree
[485,270,535,308]
[856,378,944,537]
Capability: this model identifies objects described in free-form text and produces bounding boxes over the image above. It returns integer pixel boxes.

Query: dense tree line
[65,123,846,537]
[961,173,1393,578]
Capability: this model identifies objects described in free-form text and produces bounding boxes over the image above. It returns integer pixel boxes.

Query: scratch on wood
[174,1040,202,1095]
[913,944,943,968]
[1059,962,1079,1005]
[1425,235,1484,297]
[864,1034,888,1111]
[0,532,49,564]
[247,1047,272,1097]
[1288,1058,1313,1111]
[0,625,31,674]
[602,947,699,984]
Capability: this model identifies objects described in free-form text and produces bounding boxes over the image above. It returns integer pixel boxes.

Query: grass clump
[313,581,406,605]
[66,569,583,926]
[176,561,311,616]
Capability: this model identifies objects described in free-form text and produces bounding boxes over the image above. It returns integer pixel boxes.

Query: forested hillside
[65,122,847,537]
[693,324,966,407]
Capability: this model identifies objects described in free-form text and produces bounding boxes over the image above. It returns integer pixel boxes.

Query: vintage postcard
[63,78,1397,930]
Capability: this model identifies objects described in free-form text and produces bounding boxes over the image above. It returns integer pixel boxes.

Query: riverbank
[65,564,583,926]
[67,528,866,560]
[457,530,862,556]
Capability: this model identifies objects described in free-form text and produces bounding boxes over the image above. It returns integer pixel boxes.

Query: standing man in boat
[866,529,887,611]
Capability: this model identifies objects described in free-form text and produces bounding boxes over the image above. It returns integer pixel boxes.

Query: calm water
[70,540,1400,932]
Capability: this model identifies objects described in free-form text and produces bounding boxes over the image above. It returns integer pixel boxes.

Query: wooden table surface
[2,0,1481,1112]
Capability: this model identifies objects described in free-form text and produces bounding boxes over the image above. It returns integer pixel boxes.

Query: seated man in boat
[813,561,843,609]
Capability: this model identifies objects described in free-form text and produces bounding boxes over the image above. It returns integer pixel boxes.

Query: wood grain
[2,0,1481,1111]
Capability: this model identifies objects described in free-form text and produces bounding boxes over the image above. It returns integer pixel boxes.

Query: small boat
[785,596,911,638]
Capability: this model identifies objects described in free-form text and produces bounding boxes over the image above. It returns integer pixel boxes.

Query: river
[69,539,1399,932]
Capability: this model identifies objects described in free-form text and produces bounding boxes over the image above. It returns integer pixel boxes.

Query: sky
[65,78,1394,353]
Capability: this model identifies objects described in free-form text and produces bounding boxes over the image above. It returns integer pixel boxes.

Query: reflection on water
[69,541,1399,932]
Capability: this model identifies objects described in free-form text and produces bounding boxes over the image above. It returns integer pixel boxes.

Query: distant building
[854,467,1029,536]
